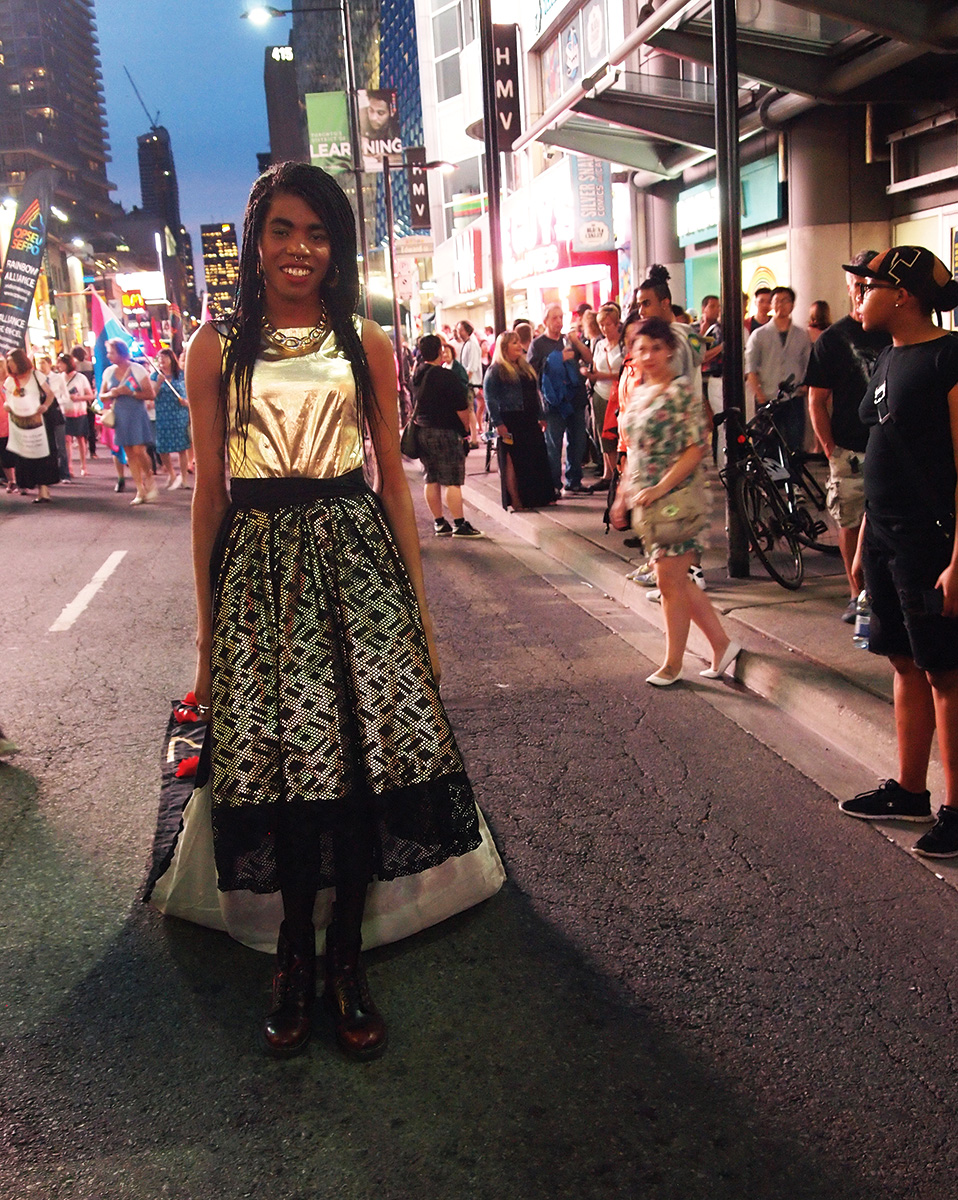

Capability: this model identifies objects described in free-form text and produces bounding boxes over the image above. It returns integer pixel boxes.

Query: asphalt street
[1,458,958,1200]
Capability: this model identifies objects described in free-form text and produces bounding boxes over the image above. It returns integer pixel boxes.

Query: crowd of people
[0,339,193,505]
[407,244,958,859]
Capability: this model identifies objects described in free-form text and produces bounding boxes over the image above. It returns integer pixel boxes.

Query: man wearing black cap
[837,247,958,859]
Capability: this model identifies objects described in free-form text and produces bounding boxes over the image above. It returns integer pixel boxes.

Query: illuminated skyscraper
[201,223,240,319]
[0,0,114,228]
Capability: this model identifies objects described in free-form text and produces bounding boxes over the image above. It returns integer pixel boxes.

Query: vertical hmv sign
[493,24,521,151]
[406,146,431,233]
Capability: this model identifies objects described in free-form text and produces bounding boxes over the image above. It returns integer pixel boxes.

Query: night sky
[93,0,293,285]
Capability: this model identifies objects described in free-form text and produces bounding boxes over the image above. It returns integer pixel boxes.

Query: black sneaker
[452,519,483,538]
[913,807,958,857]
[114,477,126,493]
[433,518,453,537]
[839,779,933,822]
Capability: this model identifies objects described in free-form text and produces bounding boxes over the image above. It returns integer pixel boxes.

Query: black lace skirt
[207,471,480,894]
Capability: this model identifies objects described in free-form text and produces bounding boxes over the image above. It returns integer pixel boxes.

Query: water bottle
[852,590,870,649]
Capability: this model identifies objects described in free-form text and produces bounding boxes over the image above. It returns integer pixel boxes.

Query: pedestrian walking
[99,339,157,505]
[611,317,739,686]
[4,349,59,502]
[56,352,93,478]
[413,334,483,537]
[150,348,191,489]
[163,162,490,1059]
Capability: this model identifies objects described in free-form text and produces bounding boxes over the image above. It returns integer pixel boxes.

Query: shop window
[433,5,461,56]
[436,55,461,102]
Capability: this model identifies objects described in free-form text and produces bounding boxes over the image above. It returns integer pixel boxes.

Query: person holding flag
[99,338,157,505]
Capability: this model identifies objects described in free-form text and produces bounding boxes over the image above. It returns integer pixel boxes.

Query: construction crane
[123,67,160,130]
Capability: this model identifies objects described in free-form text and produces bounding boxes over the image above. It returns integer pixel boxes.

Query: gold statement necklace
[262,306,328,353]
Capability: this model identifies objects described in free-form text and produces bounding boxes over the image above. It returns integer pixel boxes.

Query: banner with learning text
[0,168,58,353]
[305,92,352,175]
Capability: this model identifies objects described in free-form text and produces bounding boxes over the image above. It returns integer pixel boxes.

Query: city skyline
[94,0,292,289]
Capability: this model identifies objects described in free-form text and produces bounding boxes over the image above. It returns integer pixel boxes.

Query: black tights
[280,824,375,951]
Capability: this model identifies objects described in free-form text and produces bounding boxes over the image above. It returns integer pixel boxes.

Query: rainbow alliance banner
[0,168,58,353]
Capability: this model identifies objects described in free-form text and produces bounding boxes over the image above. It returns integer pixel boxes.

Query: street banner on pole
[358,89,402,172]
[406,147,431,233]
[304,92,352,174]
[570,156,613,253]
[492,25,521,150]
[0,168,58,353]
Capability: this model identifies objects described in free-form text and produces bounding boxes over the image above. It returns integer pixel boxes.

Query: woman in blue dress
[150,348,191,490]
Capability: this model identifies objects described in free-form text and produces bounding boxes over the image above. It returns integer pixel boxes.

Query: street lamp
[241,3,371,312]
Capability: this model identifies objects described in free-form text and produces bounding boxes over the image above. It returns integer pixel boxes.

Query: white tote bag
[7,412,50,459]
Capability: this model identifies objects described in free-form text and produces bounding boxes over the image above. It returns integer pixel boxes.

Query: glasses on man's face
[858,281,896,297]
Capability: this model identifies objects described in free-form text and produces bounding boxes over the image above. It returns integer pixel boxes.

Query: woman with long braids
[179,163,486,1059]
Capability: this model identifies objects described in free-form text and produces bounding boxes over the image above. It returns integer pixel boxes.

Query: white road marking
[48,551,128,632]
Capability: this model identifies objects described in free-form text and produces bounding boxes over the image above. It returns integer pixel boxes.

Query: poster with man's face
[359,89,402,173]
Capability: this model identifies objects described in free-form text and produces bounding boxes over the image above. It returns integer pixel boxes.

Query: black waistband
[230,469,369,510]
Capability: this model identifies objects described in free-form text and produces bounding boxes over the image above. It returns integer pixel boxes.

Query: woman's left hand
[633,483,664,508]
[936,561,958,619]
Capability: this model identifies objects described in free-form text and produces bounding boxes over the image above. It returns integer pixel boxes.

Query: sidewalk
[458,449,951,830]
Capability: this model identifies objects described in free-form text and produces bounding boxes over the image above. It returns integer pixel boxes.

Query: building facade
[413,0,958,334]
[201,222,240,320]
[0,0,113,230]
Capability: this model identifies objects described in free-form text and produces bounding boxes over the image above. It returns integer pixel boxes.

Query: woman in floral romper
[614,316,739,686]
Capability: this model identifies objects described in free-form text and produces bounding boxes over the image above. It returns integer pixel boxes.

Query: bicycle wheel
[790,465,840,555]
[734,470,804,589]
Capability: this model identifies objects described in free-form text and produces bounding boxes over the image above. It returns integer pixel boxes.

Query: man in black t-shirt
[805,252,891,620]
[837,247,958,859]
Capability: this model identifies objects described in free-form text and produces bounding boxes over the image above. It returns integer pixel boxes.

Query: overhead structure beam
[573,92,716,150]
[776,0,958,51]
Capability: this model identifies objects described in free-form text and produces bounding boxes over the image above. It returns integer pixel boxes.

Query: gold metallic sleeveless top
[223,323,364,480]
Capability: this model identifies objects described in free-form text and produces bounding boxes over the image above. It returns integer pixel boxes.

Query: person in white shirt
[55,352,93,477]
[745,286,811,452]
[455,320,483,446]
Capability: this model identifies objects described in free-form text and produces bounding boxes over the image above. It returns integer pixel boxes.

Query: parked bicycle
[719,376,839,589]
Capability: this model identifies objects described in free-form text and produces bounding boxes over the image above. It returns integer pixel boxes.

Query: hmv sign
[493,24,521,151]
[405,146,431,233]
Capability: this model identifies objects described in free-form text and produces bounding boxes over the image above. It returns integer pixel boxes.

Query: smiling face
[503,335,523,363]
[258,190,331,317]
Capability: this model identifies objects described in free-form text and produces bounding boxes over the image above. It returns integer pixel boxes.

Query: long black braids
[218,163,377,453]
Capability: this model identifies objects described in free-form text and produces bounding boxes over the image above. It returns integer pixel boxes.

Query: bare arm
[185,324,230,708]
[568,332,593,368]
[807,386,835,457]
[633,443,704,507]
[936,382,958,618]
[362,320,443,681]
[746,371,767,405]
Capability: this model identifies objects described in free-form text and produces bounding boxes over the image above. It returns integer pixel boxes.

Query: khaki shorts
[826,446,865,529]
